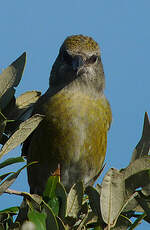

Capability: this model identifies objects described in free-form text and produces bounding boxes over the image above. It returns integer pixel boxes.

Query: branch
[4,188,25,196]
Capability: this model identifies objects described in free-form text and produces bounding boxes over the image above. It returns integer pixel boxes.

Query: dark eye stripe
[63,51,73,65]
[86,55,98,64]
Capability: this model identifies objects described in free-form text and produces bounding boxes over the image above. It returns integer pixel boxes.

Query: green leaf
[43,175,60,215]
[93,226,103,230]
[0,52,26,110]
[43,175,59,200]
[47,197,59,216]
[55,182,67,219]
[100,168,125,226]
[42,202,59,230]
[0,114,44,158]
[66,181,83,218]
[0,157,25,169]
[28,210,47,230]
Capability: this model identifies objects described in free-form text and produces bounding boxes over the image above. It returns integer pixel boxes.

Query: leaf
[0,134,8,146]
[100,168,125,226]
[3,91,41,135]
[25,193,43,212]
[55,182,67,219]
[111,215,132,230]
[131,112,150,162]
[15,198,29,224]
[0,172,14,183]
[136,193,150,217]
[122,192,144,212]
[0,162,35,195]
[0,207,19,214]
[0,170,22,195]
[43,175,59,215]
[66,181,83,218]
[47,197,59,217]
[0,207,19,216]
[28,210,47,230]
[85,186,101,218]
[0,223,5,230]
[124,156,150,180]
[76,203,89,229]
[4,91,41,122]
[56,217,66,230]
[93,226,103,230]
[0,112,7,142]
[0,114,44,158]
[16,91,41,108]
[0,89,15,113]
[84,211,98,227]
[72,203,89,230]
[123,157,150,193]
[0,52,26,110]
[43,175,59,200]
[0,212,14,230]
[95,184,101,195]
[142,184,150,196]
[0,156,25,169]
[42,202,59,230]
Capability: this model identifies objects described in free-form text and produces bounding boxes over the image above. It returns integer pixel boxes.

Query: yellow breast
[28,86,112,191]
[42,88,112,170]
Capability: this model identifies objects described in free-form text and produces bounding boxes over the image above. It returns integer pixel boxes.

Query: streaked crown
[62,35,100,54]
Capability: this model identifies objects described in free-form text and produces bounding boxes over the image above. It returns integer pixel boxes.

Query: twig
[4,188,25,196]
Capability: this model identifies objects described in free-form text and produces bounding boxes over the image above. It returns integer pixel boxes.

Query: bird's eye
[86,55,98,64]
[62,51,73,65]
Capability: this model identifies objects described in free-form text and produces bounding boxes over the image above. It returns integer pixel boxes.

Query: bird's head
[50,35,105,93]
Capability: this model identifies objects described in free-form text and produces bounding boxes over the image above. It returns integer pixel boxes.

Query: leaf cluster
[0,54,150,229]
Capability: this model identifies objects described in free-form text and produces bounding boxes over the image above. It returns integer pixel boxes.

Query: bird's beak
[72,55,84,72]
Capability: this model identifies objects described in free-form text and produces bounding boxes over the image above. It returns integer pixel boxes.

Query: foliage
[0,53,150,229]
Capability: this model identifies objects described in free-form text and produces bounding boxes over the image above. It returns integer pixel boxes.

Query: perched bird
[22,35,112,194]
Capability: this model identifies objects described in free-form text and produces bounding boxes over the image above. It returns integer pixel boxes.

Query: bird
[22,34,112,194]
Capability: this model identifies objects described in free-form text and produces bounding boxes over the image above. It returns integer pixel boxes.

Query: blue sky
[0,1,150,229]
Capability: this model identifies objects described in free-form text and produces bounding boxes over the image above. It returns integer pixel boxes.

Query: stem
[4,188,25,196]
